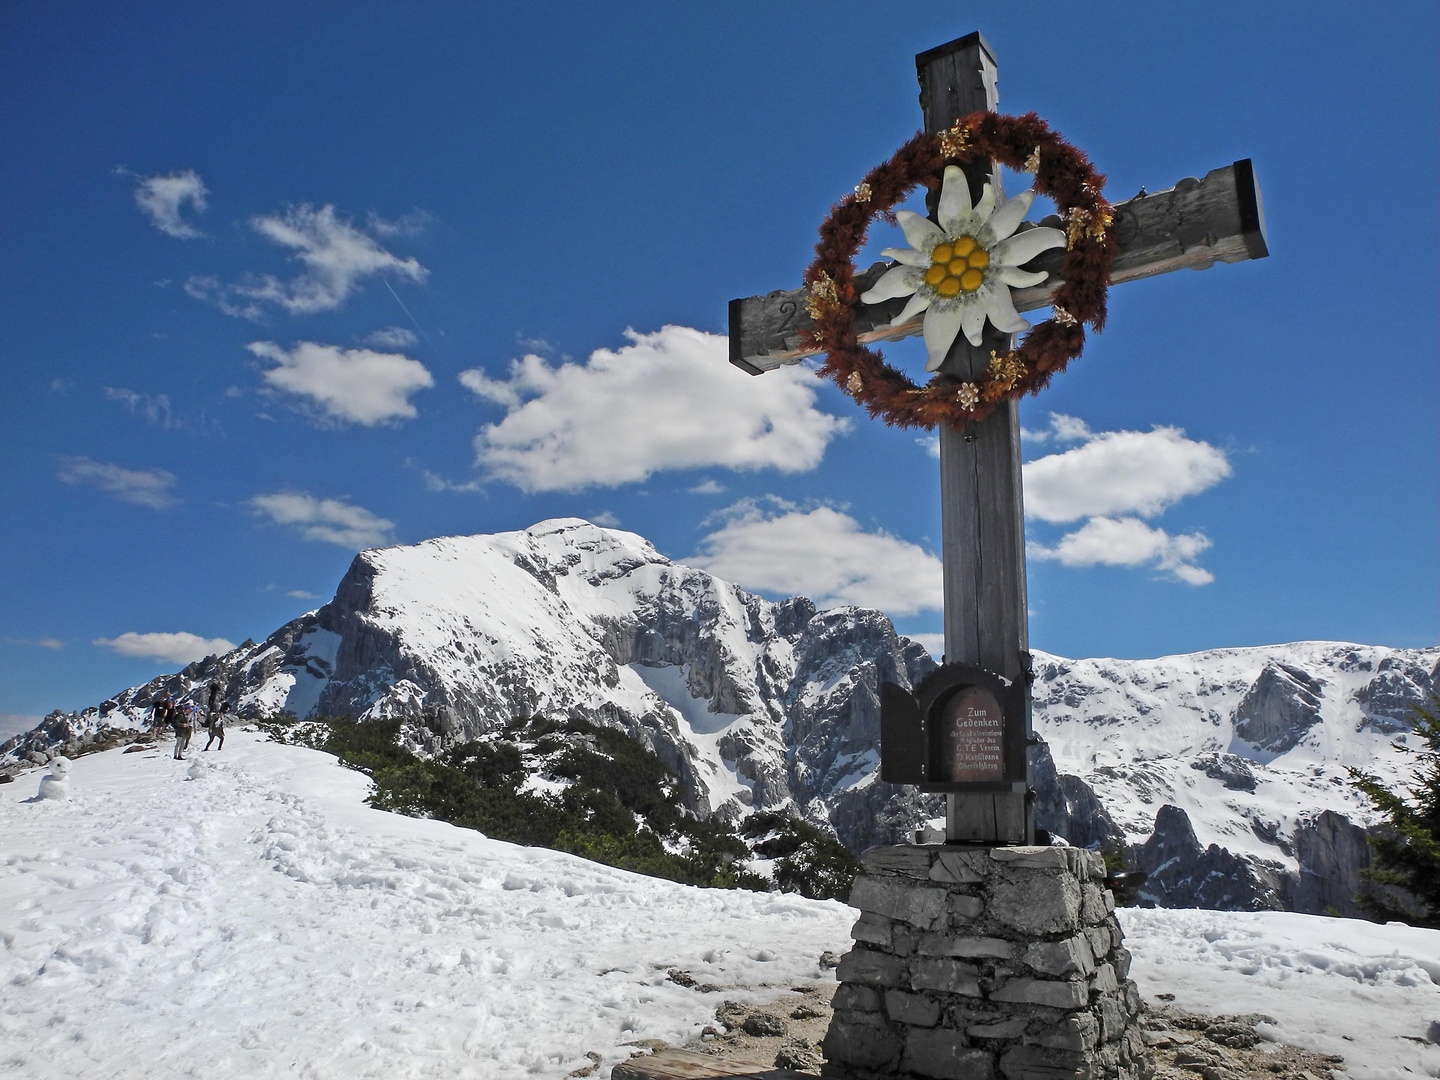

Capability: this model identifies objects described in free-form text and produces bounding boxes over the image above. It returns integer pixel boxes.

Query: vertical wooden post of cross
[916,34,1034,845]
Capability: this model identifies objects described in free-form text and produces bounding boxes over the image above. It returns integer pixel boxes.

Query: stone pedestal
[821,845,1152,1080]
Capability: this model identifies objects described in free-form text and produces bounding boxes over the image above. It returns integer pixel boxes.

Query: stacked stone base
[821,845,1152,1080]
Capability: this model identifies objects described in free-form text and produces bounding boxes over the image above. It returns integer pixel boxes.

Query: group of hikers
[149,680,230,759]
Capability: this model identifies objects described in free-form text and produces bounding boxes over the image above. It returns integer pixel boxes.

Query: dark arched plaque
[934,685,1005,782]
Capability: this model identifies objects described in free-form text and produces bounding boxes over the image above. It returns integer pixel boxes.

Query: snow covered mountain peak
[6,519,1436,915]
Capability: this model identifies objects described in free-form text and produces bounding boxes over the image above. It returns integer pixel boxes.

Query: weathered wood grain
[610,1049,808,1080]
[728,159,1269,373]
[921,33,1033,845]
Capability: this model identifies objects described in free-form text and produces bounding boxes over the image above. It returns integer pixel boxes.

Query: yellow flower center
[929,235,986,294]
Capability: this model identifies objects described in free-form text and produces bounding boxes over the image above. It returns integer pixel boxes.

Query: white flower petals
[959,301,989,348]
[991,227,1066,268]
[892,289,934,327]
[937,166,973,235]
[980,189,1035,246]
[979,279,1032,334]
[922,304,966,371]
[895,210,945,253]
[879,246,931,268]
[996,265,1050,288]
[859,265,924,304]
[865,183,1059,357]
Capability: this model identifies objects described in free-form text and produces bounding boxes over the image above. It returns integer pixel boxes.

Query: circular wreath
[803,111,1118,430]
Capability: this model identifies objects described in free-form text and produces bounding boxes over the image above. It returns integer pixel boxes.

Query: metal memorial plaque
[935,685,1005,782]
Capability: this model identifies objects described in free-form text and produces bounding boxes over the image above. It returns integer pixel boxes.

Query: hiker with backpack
[172,701,196,760]
[203,701,229,751]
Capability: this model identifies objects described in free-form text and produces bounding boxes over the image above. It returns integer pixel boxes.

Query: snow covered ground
[2,733,1436,1079]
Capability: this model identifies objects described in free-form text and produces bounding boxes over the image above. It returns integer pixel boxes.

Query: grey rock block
[832,983,880,1013]
[1024,935,1095,977]
[1099,996,1125,1042]
[999,1043,1093,1079]
[835,948,908,988]
[1084,927,1111,962]
[910,956,982,996]
[989,977,1089,1010]
[1091,962,1118,994]
[1029,1013,1099,1051]
[1080,883,1107,924]
[949,893,985,922]
[851,911,892,947]
[823,1009,902,1072]
[904,1028,996,1080]
[849,876,948,929]
[930,849,985,883]
[920,935,1016,960]
[968,1018,1027,1040]
[864,844,937,878]
[989,846,1070,870]
[885,989,941,1028]
[990,871,1082,936]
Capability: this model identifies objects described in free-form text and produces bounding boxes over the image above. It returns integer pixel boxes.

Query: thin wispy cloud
[690,498,942,616]
[250,492,395,549]
[285,589,321,600]
[56,456,178,509]
[460,326,849,492]
[5,637,64,650]
[248,340,433,425]
[187,204,427,318]
[363,326,419,350]
[104,387,178,429]
[133,169,208,239]
[94,631,236,665]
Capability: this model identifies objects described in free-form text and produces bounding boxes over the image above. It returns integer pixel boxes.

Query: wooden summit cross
[729,32,1267,846]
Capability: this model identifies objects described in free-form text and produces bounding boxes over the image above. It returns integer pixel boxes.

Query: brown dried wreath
[803,111,1118,431]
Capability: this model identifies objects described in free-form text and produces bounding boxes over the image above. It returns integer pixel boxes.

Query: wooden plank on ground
[610,1048,809,1080]
[728,159,1268,374]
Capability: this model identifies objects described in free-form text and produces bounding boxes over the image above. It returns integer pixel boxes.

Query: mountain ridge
[6,518,1435,916]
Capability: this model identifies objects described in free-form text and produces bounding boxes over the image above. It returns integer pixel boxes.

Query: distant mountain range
[6,518,1435,915]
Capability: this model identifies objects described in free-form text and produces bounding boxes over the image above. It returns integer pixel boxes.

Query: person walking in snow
[172,702,195,760]
[203,701,228,751]
[149,693,173,734]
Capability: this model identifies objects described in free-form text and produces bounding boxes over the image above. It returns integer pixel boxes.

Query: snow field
[0,731,850,1079]
[1121,907,1440,1079]
[2,730,1436,1079]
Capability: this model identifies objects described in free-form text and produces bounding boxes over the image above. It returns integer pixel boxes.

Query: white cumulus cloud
[134,170,208,238]
[1023,422,1231,523]
[248,340,433,425]
[461,326,849,492]
[56,456,178,509]
[94,631,236,665]
[187,204,427,318]
[250,492,395,549]
[1029,516,1215,586]
[690,500,941,616]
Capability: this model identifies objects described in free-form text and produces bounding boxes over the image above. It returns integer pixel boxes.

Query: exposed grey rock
[903,1028,995,1079]
[989,869,1082,935]
[1190,753,1257,792]
[848,877,947,929]
[1353,656,1436,732]
[908,956,982,996]
[1030,739,1124,850]
[1233,662,1323,752]
[884,989,940,1027]
[822,1009,900,1072]
[989,977,1088,1009]
[834,949,907,988]
[1024,936,1095,978]
[741,1012,787,1037]
[1133,805,1285,911]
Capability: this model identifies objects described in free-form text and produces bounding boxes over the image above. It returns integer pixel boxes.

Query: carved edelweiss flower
[859,165,1066,371]
[957,382,980,410]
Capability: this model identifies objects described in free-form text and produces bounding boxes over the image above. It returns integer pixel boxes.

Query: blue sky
[2,1,1436,732]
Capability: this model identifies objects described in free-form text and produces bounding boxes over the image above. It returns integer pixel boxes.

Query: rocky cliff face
[6,519,1435,916]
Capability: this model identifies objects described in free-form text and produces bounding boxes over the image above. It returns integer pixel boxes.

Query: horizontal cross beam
[728,158,1267,375]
